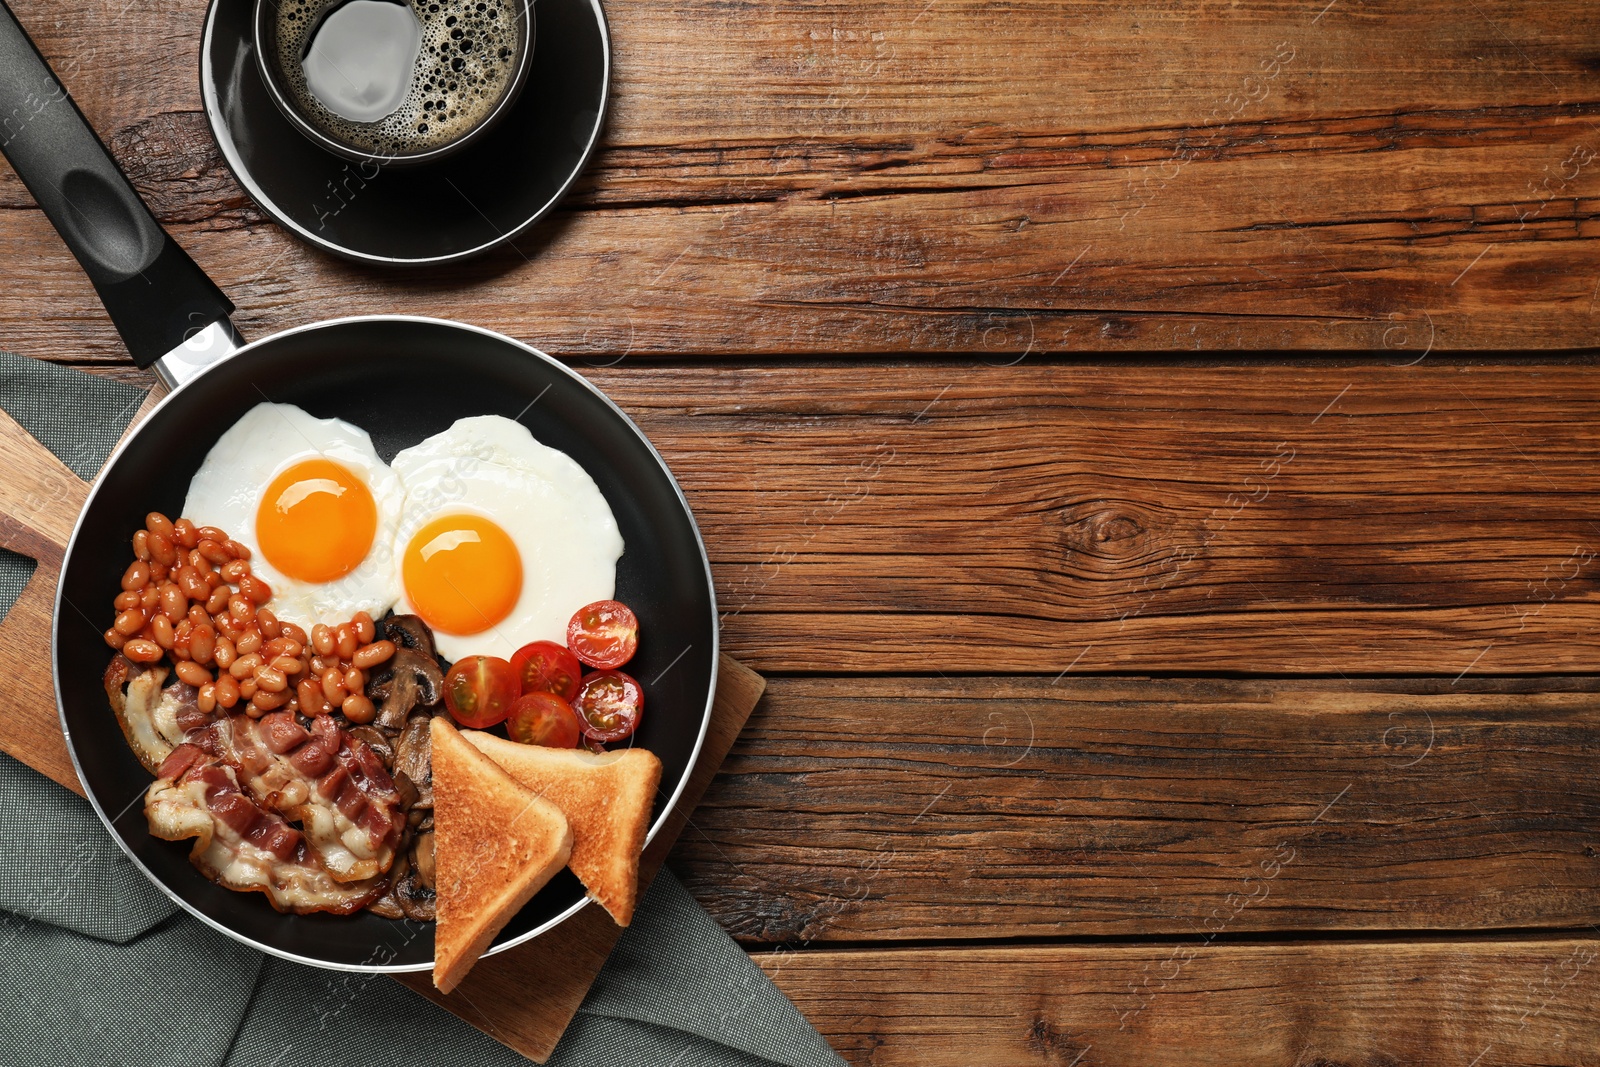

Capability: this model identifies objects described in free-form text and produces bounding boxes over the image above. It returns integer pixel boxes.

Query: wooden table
[3,0,1599,1061]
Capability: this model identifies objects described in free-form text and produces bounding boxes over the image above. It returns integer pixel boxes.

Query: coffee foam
[274,0,523,157]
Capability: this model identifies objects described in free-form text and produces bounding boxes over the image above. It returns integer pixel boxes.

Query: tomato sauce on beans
[107,512,393,721]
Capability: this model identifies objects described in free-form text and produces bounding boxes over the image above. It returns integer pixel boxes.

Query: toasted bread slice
[463,732,662,927]
[430,717,573,993]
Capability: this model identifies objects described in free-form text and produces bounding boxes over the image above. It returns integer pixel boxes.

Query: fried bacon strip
[145,744,384,915]
[216,713,404,883]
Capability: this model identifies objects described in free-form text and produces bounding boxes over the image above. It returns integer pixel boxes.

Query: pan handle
[0,1,236,370]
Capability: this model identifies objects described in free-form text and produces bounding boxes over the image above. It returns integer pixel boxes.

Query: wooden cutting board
[0,391,761,1063]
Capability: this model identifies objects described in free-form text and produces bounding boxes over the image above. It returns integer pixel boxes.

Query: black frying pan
[0,2,717,971]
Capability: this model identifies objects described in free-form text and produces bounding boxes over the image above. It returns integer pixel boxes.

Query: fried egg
[389,415,623,661]
[183,403,404,629]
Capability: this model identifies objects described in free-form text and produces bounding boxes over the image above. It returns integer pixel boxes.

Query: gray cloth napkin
[0,354,842,1067]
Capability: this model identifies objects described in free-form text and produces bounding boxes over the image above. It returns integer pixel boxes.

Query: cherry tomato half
[574,669,643,743]
[567,600,639,670]
[506,691,583,748]
[443,655,520,729]
[510,640,583,702]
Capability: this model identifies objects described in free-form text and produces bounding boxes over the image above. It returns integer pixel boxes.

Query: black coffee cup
[253,0,535,168]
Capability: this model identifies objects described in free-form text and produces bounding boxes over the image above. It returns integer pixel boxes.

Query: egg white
[182,403,405,630]
[389,415,624,662]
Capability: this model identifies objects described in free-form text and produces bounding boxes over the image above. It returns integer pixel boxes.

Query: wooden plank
[2,2,1600,359]
[396,656,765,1063]
[675,675,1600,942]
[757,937,1600,1067]
[57,359,1600,676]
[603,360,1600,675]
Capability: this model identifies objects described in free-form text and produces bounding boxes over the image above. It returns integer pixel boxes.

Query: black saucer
[201,0,609,265]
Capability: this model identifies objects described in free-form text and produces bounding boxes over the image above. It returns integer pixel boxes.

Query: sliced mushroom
[367,647,444,731]
[380,614,436,662]
[392,716,433,809]
[365,890,404,920]
[412,831,435,891]
[392,843,436,921]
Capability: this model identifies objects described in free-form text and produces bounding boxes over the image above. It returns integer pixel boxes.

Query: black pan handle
[0,0,234,368]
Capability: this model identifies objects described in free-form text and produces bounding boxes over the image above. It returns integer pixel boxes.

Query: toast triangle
[430,717,573,993]
[462,731,662,927]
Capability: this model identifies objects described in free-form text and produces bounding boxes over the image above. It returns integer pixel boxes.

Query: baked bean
[149,562,170,583]
[175,661,212,687]
[220,559,249,583]
[309,656,333,675]
[147,532,176,567]
[321,668,347,705]
[160,584,187,620]
[257,607,281,639]
[280,622,309,647]
[215,612,241,641]
[146,512,175,540]
[230,652,263,679]
[197,526,228,544]
[341,694,376,724]
[198,539,232,565]
[123,639,162,664]
[196,683,217,714]
[228,594,256,624]
[351,640,394,670]
[215,634,236,670]
[114,608,147,636]
[298,678,330,716]
[151,615,175,650]
[255,666,288,693]
[271,639,303,661]
[187,604,209,628]
[225,539,251,561]
[132,530,151,562]
[312,625,335,657]
[344,666,365,693]
[335,624,358,661]
[238,677,258,700]
[270,655,303,676]
[114,590,140,611]
[236,629,263,656]
[176,566,206,600]
[187,548,211,574]
[205,569,225,590]
[173,518,199,550]
[239,575,272,604]
[206,587,232,614]
[353,611,375,645]
[139,585,160,611]
[252,688,289,712]
[121,561,150,591]
[215,674,240,708]
[190,623,216,665]
[103,628,125,650]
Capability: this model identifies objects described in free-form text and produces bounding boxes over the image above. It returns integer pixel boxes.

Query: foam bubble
[274,0,524,157]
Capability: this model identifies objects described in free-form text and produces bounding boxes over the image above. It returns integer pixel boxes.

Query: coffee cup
[253,0,535,168]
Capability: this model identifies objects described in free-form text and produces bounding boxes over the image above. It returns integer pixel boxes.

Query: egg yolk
[402,513,523,636]
[255,458,378,583]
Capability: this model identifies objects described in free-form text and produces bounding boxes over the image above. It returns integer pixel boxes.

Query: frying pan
[0,3,717,971]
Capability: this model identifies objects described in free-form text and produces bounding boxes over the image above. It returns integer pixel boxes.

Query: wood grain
[588,360,1600,675]
[759,937,1600,1067]
[1,1,1599,360]
[675,675,1600,943]
[396,656,765,1063]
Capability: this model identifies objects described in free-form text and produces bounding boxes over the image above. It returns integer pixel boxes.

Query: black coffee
[274,0,523,157]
